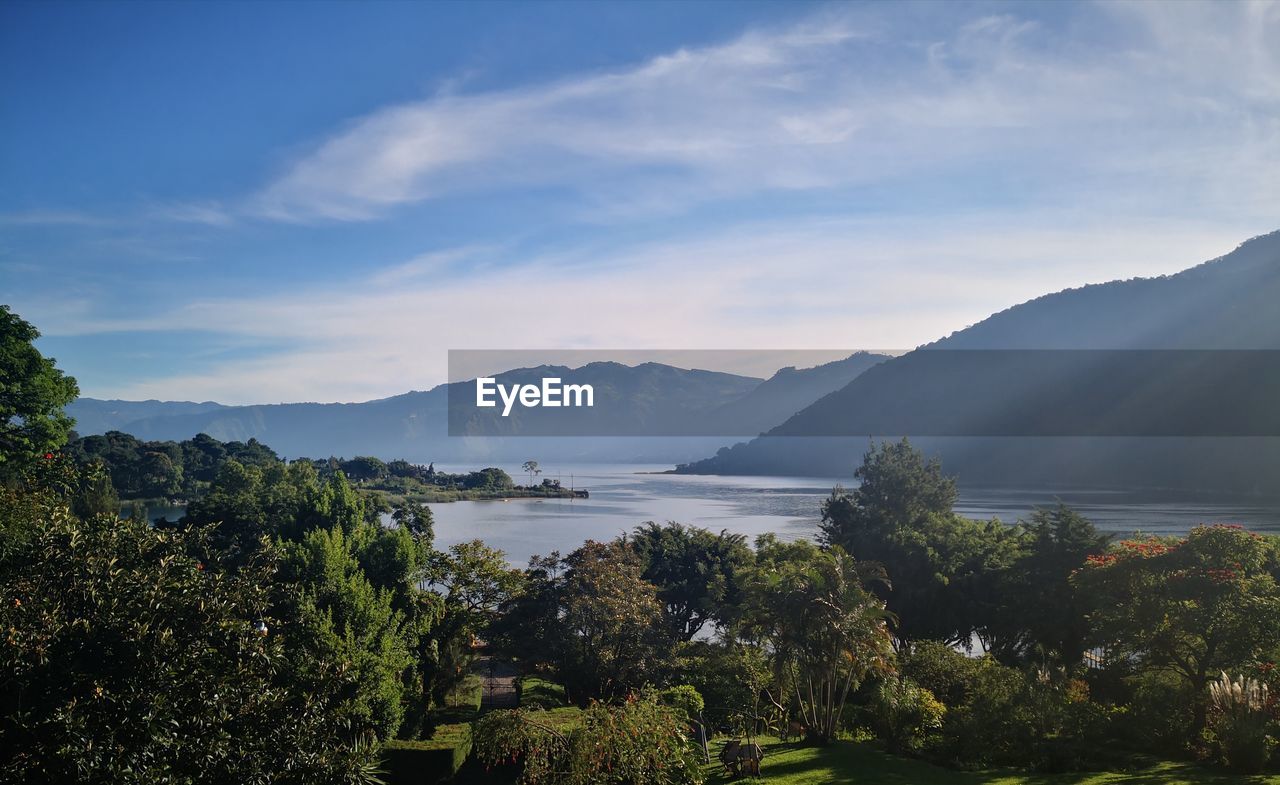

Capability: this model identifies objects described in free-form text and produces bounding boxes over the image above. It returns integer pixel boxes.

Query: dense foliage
[0,306,79,481]
[0,461,382,784]
[5,308,1280,780]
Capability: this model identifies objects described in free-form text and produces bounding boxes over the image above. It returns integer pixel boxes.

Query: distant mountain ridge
[66,399,229,435]
[66,354,887,463]
[676,230,1280,496]
[700,352,887,436]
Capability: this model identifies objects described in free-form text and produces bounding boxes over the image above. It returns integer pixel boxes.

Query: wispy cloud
[246,3,1279,224]
[0,209,112,227]
[145,201,235,227]
[51,214,1259,404]
[13,2,1280,404]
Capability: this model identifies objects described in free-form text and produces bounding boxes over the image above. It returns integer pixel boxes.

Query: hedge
[381,723,473,784]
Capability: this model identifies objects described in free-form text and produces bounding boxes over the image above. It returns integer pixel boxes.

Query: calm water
[421,464,1280,567]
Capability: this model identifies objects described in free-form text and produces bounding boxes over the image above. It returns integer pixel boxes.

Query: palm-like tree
[750,546,895,744]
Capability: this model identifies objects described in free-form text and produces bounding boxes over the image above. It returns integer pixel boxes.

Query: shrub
[899,640,982,707]
[869,676,945,754]
[1208,672,1274,773]
[657,685,705,724]
[1119,669,1199,757]
[474,695,703,785]
[936,659,1075,768]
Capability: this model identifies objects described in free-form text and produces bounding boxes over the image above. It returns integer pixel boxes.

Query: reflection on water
[418,464,1280,567]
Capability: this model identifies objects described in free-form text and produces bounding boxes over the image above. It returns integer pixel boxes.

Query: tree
[742,542,895,744]
[390,500,434,543]
[557,541,670,703]
[628,522,753,641]
[180,452,437,736]
[1077,524,1280,734]
[138,450,183,498]
[522,460,541,487]
[0,461,381,783]
[819,439,957,552]
[424,540,523,703]
[0,306,79,480]
[674,640,769,737]
[492,542,670,704]
[488,552,565,668]
[464,467,514,491]
[820,439,1019,646]
[341,456,388,482]
[280,525,414,739]
[986,504,1111,665]
[182,459,306,552]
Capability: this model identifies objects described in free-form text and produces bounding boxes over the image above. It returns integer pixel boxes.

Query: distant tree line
[64,430,517,502]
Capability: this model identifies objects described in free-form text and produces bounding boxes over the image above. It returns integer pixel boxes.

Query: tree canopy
[0,306,79,481]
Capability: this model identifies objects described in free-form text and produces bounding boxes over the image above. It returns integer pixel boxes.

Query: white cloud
[245,2,1279,225]
[66,213,1263,404]
[19,2,1280,404]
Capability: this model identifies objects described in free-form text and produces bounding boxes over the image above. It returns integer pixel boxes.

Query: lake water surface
[423,464,1280,566]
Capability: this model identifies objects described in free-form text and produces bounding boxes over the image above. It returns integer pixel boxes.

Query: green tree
[69,459,120,519]
[673,640,769,737]
[138,450,183,498]
[342,456,388,482]
[390,500,434,543]
[869,675,946,754]
[743,542,895,744]
[628,522,753,641]
[1077,524,1280,734]
[819,439,958,551]
[522,459,541,486]
[488,552,564,668]
[558,541,670,703]
[820,439,1019,646]
[0,462,381,783]
[424,540,523,703]
[0,306,79,480]
[281,525,414,739]
[987,504,1111,665]
[463,467,513,491]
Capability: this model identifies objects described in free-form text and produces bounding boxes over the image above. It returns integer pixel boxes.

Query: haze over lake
[416,464,1280,566]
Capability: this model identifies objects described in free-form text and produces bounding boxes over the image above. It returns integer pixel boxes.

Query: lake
[421,464,1280,566]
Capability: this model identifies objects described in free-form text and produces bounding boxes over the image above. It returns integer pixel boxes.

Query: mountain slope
[700,353,889,436]
[676,230,1280,495]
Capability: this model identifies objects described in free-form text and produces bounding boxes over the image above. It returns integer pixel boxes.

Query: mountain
[699,353,888,436]
[65,356,884,463]
[66,399,228,435]
[675,230,1280,496]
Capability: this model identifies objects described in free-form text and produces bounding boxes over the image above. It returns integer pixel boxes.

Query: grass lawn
[517,675,568,708]
[702,738,1280,785]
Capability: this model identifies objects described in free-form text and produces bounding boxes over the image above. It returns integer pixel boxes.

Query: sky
[2,0,1278,404]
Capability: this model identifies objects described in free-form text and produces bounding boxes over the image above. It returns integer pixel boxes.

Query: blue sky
[2,0,1277,403]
